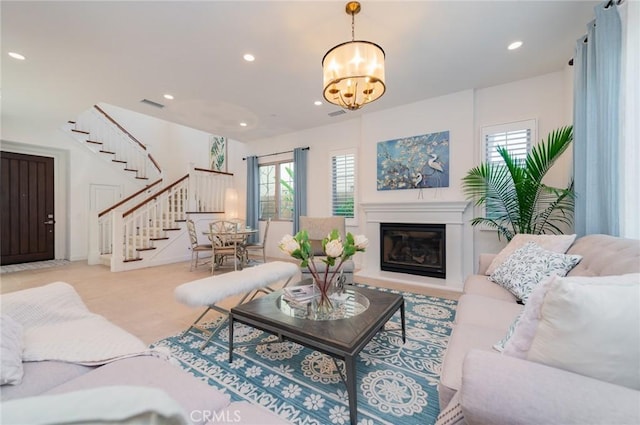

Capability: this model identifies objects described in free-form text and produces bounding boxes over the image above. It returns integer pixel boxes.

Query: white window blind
[485,128,532,163]
[481,119,537,220]
[331,153,355,219]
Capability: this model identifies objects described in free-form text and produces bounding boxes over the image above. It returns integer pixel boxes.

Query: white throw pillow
[502,275,558,358]
[525,274,640,390]
[489,242,582,303]
[485,234,577,275]
[1,315,24,385]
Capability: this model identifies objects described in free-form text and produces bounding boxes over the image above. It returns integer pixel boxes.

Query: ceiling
[1,1,598,143]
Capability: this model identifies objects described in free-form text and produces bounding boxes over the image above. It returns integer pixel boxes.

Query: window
[481,119,537,218]
[259,160,294,220]
[483,119,536,164]
[331,150,356,224]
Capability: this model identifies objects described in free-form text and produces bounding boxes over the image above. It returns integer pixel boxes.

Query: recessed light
[243,54,255,62]
[163,94,174,100]
[314,101,322,106]
[8,52,26,60]
[508,41,523,50]
[240,122,248,127]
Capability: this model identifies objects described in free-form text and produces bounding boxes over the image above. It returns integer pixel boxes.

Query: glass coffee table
[228,285,405,425]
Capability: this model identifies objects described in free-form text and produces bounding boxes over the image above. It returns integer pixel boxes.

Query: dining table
[203,226,258,271]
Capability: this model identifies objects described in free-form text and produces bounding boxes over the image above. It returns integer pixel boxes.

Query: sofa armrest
[460,349,640,425]
[477,254,496,275]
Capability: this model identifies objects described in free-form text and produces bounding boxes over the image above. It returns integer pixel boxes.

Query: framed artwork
[377,131,450,190]
[209,135,227,172]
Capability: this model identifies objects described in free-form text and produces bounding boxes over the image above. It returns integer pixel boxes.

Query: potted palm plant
[462,125,575,241]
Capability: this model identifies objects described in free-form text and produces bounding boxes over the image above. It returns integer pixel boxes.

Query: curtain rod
[567,0,624,66]
[242,147,310,161]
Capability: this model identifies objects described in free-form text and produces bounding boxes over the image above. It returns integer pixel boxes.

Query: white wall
[247,71,574,281]
[1,104,248,261]
[1,70,573,271]
[472,70,573,261]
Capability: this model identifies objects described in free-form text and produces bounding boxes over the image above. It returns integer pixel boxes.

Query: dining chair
[208,220,243,273]
[186,219,212,271]
[298,216,354,283]
[244,218,271,264]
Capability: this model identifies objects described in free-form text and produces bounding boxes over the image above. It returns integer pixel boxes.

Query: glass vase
[312,276,335,319]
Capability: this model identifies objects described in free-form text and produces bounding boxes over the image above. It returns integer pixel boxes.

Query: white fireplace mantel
[357,200,472,292]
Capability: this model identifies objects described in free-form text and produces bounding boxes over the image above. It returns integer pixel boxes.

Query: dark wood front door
[1,151,55,265]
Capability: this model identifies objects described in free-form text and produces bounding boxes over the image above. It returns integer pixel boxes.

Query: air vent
[140,99,165,109]
[328,110,346,117]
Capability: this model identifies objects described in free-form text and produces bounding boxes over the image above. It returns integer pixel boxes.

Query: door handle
[43,220,55,225]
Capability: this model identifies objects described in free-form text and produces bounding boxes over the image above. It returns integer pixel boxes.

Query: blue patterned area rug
[151,285,457,425]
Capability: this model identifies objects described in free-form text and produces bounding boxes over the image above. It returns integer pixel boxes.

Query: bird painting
[428,154,444,173]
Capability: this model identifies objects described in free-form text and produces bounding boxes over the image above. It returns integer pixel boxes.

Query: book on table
[283,284,316,304]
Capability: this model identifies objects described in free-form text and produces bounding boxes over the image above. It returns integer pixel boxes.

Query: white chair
[186,219,212,271]
[245,218,271,264]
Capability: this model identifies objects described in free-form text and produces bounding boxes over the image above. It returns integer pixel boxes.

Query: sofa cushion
[460,349,640,425]
[1,315,24,386]
[438,323,506,409]
[489,242,582,302]
[223,401,292,425]
[0,361,95,402]
[526,273,640,390]
[454,294,522,331]
[567,234,640,277]
[2,386,189,425]
[485,233,576,275]
[462,275,517,302]
[45,355,231,425]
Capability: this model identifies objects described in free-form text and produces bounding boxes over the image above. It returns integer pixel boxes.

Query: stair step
[124,168,138,172]
[135,176,149,180]
[68,120,76,124]
[123,258,143,263]
[136,247,157,252]
[112,159,127,164]
[100,150,116,155]
[149,237,170,241]
[86,139,102,145]
[72,129,90,135]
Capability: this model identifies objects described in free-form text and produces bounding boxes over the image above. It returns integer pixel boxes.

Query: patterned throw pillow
[485,234,577,275]
[492,311,523,352]
[489,242,582,303]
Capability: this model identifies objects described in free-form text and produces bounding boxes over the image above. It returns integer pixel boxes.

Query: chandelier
[322,1,386,111]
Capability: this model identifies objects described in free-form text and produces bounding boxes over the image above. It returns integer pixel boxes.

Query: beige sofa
[438,234,640,424]
[0,282,289,425]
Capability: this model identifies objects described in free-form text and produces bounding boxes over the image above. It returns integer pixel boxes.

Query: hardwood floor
[0,259,459,345]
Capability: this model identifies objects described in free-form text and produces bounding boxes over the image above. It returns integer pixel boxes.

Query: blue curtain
[573,2,622,237]
[246,156,259,243]
[293,148,307,233]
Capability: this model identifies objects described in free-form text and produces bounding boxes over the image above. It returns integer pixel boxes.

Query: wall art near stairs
[210,135,227,172]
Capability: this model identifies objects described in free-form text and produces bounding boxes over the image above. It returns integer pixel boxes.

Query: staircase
[101,167,232,271]
[65,105,234,272]
[63,104,162,182]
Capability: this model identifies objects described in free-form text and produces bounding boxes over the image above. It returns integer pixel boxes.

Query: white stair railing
[110,168,232,265]
[73,105,161,181]
[97,179,163,256]
[190,166,233,212]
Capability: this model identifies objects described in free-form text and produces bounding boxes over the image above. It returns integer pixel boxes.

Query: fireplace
[380,223,446,279]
